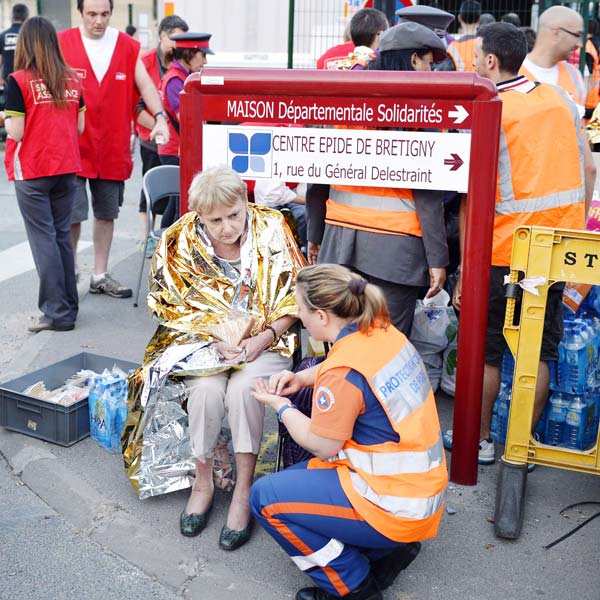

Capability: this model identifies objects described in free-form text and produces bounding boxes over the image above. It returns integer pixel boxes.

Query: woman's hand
[307,241,320,265]
[269,369,302,396]
[214,341,244,361]
[426,267,446,299]
[252,378,288,411]
[239,331,273,363]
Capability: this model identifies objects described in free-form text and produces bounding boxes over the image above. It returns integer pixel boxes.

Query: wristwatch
[277,403,295,422]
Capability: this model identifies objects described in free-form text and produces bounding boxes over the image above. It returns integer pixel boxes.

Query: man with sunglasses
[520,5,586,115]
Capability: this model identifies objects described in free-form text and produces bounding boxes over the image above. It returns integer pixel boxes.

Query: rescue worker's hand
[268,369,301,396]
[238,331,273,363]
[425,267,446,299]
[252,378,287,411]
[150,113,169,145]
[214,341,243,360]
[307,242,320,265]
[452,274,462,311]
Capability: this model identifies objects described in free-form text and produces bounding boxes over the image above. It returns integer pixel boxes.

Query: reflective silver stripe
[447,44,463,70]
[290,538,344,571]
[563,61,586,104]
[337,436,444,476]
[349,472,446,520]
[372,343,431,423]
[330,188,415,214]
[496,128,584,216]
[495,186,584,215]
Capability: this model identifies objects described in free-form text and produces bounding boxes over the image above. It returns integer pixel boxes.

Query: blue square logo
[227,130,272,177]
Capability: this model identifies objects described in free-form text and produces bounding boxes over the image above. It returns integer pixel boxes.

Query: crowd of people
[2,1,598,599]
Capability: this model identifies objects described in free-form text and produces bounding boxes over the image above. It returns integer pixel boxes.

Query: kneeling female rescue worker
[251,264,448,600]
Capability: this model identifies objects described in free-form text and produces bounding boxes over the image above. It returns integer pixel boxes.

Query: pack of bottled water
[88,366,129,453]
[492,288,600,451]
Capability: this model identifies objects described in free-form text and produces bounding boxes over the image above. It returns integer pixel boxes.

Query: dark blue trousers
[250,462,402,597]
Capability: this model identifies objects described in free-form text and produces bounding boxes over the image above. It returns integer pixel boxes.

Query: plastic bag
[410,289,454,360]
[441,315,459,396]
[88,366,128,453]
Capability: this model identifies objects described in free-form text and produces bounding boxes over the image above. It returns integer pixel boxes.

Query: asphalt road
[1,150,599,600]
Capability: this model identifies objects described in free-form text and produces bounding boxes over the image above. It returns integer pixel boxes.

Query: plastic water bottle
[495,384,511,444]
[545,392,568,446]
[564,395,586,449]
[560,324,588,394]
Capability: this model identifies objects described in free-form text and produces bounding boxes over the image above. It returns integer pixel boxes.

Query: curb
[0,430,263,597]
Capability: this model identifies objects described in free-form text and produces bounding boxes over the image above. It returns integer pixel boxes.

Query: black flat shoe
[218,520,253,551]
[370,542,421,591]
[295,574,381,600]
[179,502,212,537]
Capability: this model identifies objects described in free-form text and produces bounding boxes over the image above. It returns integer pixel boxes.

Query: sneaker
[442,430,496,465]
[27,316,74,333]
[89,273,132,298]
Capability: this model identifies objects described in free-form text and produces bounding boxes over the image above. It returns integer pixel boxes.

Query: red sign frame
[180,67,503,486]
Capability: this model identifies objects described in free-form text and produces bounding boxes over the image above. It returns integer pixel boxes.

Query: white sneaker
[442,430,496,465]
[477,438,495,465]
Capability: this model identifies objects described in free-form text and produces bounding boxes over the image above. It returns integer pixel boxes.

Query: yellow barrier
[494,226,600,539]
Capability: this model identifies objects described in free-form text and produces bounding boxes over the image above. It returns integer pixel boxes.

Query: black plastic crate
[0,352,138,447]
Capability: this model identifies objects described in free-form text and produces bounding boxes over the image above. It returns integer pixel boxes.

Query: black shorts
[485,266,564,368]
[71,177,124,223]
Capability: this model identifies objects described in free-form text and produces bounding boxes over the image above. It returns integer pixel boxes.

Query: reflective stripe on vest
[326,186,422,236]
[336,435,443,476]
[349,471,446,520]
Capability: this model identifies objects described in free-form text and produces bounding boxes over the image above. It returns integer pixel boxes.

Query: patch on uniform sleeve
[315,386,335,413]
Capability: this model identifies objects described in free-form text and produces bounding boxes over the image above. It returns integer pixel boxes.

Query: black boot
[295,573,381,600]
[370,542,421,591]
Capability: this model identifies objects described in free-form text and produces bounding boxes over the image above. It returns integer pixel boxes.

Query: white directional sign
[202,125,471,192]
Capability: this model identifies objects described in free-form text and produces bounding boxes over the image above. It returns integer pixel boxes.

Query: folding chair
[133,164,180,307]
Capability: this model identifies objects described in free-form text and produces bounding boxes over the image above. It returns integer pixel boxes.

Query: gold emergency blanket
[122,205,305,498]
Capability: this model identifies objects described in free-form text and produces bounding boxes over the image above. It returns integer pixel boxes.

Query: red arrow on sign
[444,153,464,171]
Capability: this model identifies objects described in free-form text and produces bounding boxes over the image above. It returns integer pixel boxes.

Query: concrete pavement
[1,152,600,600]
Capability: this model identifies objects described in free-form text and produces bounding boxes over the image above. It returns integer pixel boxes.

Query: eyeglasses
[557,26,584,40]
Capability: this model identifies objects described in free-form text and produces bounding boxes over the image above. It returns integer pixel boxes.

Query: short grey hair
[188,165,248,214]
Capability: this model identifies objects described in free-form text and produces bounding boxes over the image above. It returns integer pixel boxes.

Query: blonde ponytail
[297,264,390,332]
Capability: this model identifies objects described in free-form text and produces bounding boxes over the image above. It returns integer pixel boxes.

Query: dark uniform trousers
[15,174,78,325]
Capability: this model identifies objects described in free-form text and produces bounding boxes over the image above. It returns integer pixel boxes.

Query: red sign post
[180,68,502,485]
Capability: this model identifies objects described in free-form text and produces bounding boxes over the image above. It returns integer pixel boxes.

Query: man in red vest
[59,0,169,298]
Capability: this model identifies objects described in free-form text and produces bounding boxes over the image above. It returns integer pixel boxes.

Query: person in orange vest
[134,15,188,248]
[4,17,85,333]
[584,20,600,120]
[251,264,447,600]
[443,22,595,465]
[59,0,169,299]
[447,0,481,72]
[158,32,214,228]
[519,5,586,116]
[307,22,449,336]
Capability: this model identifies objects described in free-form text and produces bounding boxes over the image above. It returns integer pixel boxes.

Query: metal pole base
[494,458,529,539]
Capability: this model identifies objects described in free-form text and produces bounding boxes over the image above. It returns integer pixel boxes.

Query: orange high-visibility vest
[520,60,586,107]
[585,39,600,111]
[447,35,477,72]
[326,184,423,236]
[492,80,586,266]
[309,326,448,543]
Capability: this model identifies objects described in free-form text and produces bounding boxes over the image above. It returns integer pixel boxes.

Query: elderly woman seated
[125,165,305,551]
